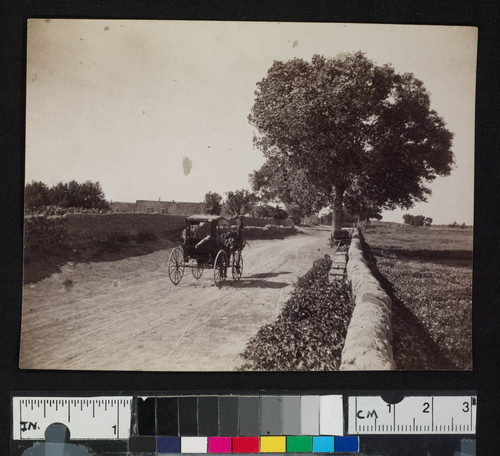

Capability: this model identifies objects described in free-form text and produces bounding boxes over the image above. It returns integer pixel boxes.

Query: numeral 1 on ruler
[12,397,133,440]
[348,396,476,434]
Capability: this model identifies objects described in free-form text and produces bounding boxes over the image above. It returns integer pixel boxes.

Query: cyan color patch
[334,436,359,452]
[312,436,335,452]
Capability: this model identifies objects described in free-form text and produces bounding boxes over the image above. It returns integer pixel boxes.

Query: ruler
[348,395,476,435]
[12,394,477,443]
[12,396,132,440]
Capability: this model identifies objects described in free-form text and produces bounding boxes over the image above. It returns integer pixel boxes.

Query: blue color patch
[334,436,359,453]
[312,436,335,452]
[157,436,181,453]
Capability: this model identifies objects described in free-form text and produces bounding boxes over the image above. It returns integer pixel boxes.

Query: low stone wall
[233,216,293,227]
[244,225,296,239]
[64,213,186,242]
[24,213,187,254]
[340,230,396,370]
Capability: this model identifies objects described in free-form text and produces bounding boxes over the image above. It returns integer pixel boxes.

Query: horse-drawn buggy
[168,215,244,288]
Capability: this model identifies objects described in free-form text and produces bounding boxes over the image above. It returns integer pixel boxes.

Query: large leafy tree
[249,155,327,217]
[249,52,454,232]
[224,189,256,216]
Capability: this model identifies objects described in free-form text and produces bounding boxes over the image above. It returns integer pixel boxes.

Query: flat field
[363,223,473,370]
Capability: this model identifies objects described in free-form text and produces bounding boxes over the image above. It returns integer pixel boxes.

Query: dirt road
[20,227,330,371]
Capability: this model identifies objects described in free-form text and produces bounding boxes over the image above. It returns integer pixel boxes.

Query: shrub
[240,255,354,370]
[272,206,288,220]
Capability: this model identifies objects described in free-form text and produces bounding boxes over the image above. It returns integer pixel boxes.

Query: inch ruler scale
[12,396,133,440]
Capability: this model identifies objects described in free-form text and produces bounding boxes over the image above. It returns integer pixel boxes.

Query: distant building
[110,201,137,212]
[111,200,205,216]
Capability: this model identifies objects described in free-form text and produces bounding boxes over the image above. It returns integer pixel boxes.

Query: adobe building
[111,200,205,216]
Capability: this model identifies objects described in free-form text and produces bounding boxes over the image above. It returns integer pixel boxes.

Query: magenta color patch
[208,437,232,453]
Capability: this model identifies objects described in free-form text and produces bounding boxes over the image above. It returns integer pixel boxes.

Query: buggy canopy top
[186,214,230,227]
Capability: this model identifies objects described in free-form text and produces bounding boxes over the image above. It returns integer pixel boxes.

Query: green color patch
[286,436,312,452]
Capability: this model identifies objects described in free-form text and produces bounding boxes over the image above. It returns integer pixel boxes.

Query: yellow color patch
[260,436,286,453]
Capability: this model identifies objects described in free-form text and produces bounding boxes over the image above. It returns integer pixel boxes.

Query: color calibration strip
[128,435,359,453]
[129,395,355,453]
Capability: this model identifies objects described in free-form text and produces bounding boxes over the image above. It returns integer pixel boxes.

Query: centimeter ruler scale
[348,395,476,435]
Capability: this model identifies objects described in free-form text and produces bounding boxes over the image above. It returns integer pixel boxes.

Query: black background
[1,1,499,454]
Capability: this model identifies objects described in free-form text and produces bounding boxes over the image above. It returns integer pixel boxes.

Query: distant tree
[224,189,257,216]
[403,214,427,227]
[78,181,109,209]
[413,215,425,227]
[249,52,454,232]
[424,217,433,226]
[403,214,415,225]
[203,191,222,215]
[48,182,69,206]
[25,181,50,208]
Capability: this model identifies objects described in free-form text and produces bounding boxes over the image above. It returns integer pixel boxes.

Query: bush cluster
[448,221,468,229]
[403,214,432,226]
[25,180,110,211]
[25,205,112,216]
[240,255,354,371]
[254,204,288,220]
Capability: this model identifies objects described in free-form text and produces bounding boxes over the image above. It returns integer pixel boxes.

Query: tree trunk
[331,187,344,234]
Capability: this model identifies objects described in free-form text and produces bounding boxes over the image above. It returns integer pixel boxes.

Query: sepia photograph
[20,20,476,371]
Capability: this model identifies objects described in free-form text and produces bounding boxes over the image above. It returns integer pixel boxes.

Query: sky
[26,20,477,225]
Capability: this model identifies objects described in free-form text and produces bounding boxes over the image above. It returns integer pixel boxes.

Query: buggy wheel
[232,250,243,281]
[214,250,227,288]
[192,262,204,280]
[168,247,185,285]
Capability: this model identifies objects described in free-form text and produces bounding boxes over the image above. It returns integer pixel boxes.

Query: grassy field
[363,222,473,370]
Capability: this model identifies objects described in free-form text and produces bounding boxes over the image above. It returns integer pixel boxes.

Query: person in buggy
[224,215,243,250]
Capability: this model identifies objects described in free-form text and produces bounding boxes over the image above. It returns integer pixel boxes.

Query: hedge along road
[19,226,331,371]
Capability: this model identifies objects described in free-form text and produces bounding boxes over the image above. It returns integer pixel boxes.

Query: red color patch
[232,437,260,453]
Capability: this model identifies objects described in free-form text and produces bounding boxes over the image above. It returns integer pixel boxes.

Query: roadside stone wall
[24,213,187,253]
[340,230,396,370]
[234,216,294,227]
[243,225,296,239]
[64,213,186,242]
